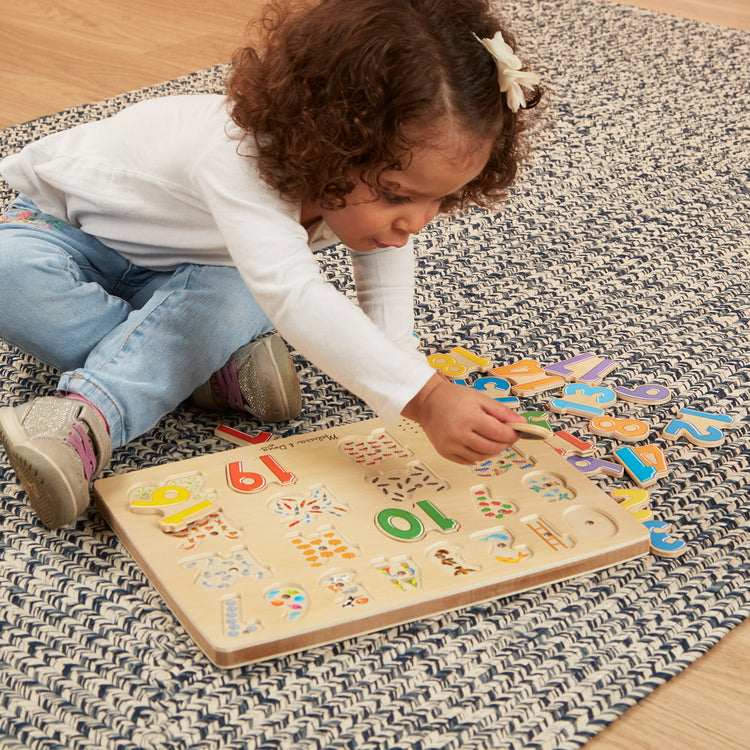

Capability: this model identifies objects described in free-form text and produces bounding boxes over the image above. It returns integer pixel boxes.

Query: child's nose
[394,204,437,235]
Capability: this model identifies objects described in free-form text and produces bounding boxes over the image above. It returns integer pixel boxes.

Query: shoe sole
[0,407,79,529]
[242,335,302,422]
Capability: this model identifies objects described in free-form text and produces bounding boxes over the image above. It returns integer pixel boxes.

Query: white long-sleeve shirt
[0,94,436,422]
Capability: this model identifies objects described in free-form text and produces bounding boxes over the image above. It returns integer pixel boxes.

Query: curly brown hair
[227,0,544,213]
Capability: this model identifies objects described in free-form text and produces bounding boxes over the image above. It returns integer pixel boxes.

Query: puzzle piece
[372,558,420,591]
[129,472,219,532]
[375,500,458,541]
[544,352,618,385]
[613,444,668,487]
[515,410,554,438]
[215,425,274,446]
[491,359,565,396]
[368,460,450,501]
[589,415,651,442]
[319,570,372,608]
[427,345,493,379]
[662,407,735,447]
[288,526,359,567]
[548,383,617,418]
[465,375,511,398]
[226,454,296,493]
[566,454,624,478]
[612,489,684,557]
[265,585,310,620]
[181,546,271,590]
[472,484,518,519]
[460,376,520,407]
[613,383,672,405]
[523,471,576,502]
[545,430,597,457]
[268,484,349,528]
[426,543,480,576]
[473,527,531,563]
[611,488,653,522]
[340,429,412,465]
[172,510,243,551]
[642,519,687,558]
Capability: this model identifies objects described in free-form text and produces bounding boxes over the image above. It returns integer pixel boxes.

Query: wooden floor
[1,1,749,748]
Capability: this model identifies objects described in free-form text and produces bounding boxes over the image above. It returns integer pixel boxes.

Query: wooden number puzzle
[94,417,650,667]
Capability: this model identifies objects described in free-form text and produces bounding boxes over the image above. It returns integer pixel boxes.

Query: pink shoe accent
[212,362,244,410]
[64,423,99,482]
[61,393,109,434]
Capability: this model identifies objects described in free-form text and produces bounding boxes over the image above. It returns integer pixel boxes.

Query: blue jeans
[0,195,272,447]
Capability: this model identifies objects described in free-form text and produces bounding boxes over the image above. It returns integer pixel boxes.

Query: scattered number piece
[612,444,668,488]
[215,425,274,446]
[545,430,597,457]
[613,383,672,405]
[463,375,520,406]
[642,519,687,558]
[662,407,735,447]
[611,488,653,522]
[427,346,492,379]
[544,352,618,385]
[588,415,650,442]
[566,455,624,478]
[548,383,617,417]
[491,359,565,396]
[612,489,686,557]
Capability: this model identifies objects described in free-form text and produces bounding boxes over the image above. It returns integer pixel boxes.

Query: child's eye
[382,193,411,205]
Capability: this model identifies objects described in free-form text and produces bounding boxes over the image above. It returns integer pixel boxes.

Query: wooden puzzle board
[93,418,650,667]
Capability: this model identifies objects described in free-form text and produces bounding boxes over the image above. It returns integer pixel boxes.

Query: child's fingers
[407,377,527,464]
[444,417,519,464]
[482,397,527,426]
[473,406,523,442]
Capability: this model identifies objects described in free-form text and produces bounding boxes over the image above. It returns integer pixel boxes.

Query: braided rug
[1,0,748,747]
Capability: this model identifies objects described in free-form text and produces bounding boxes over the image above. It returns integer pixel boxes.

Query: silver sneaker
[0,397,112,529]
[192,333,302,422]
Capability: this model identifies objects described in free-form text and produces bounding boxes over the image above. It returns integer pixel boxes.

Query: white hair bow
[474,32,540,112]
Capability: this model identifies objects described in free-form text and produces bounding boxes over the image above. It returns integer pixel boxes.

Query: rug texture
[1,0,748,748]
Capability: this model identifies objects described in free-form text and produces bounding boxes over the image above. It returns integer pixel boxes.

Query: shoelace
[63,423,98,482]
[212,361,245,410]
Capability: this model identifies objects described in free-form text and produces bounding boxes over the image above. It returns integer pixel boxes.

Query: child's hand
[402,373,526,464]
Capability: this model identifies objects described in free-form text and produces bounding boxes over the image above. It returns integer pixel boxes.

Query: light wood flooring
[1,2,749,749]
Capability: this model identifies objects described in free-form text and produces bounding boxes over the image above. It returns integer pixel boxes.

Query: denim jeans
[0,195,272,447]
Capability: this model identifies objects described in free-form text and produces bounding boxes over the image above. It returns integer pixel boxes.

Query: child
[0,0,543,529]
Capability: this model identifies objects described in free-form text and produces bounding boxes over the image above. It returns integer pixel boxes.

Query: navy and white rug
[1,0,748,747]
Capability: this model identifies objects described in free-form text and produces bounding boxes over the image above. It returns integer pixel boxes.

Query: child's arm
[349,240,417,350]
[402,373,526,464]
